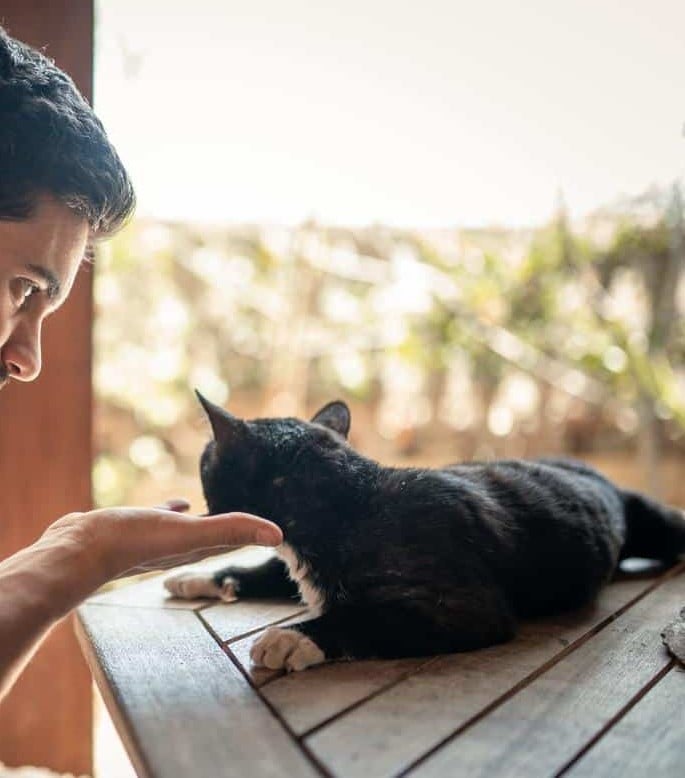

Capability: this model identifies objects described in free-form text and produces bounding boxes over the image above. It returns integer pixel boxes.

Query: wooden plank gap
[403,568,685,778]
[597,560,685,624]
[194,609,334,777]
[78,604,321,777]
[563,664,685,776]
[195,606,307,687]
[216,610,322,688]
[393,562,685,778]
[554,660,677,777]
[223,609,310,647]
[196,608,271,689]
[300,655,443,739]
[201,599,308,644]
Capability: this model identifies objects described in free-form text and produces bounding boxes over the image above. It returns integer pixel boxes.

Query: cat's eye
[10,277,41,310]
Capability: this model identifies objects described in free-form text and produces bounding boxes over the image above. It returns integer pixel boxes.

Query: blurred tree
[93,186,685,509]
[593,184,685,495]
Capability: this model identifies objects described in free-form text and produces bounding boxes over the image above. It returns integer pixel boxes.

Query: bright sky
[95,0,685,227]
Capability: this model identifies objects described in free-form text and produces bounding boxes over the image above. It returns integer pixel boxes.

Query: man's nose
[1,318,43,382]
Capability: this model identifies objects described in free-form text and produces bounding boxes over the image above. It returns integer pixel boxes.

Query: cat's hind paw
[164,570,237,602]
[250,627,325,672]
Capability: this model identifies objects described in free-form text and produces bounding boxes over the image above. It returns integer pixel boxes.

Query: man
[0,27,282,700]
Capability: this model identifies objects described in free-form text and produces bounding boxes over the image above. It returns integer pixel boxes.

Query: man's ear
[195,390,248,445]
[311,400,351,439]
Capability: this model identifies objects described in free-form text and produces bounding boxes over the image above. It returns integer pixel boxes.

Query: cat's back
[438,456,625,615]
[373,457,618,524]
[348,456,624,619]
[442,457,618,506]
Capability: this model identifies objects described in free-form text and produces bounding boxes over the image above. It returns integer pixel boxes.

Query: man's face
[0,196,89,390]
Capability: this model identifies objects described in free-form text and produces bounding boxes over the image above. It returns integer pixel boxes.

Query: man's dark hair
[0,25,135,235]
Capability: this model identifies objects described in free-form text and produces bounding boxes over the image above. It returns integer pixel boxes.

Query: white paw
[164,571,237,602]
[250,627,325,672]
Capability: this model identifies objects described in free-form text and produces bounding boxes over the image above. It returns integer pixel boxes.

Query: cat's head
[196,391,352,523]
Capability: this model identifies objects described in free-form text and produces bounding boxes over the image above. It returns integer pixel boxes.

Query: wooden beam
[0,2,94,774]
[76,606,322,778]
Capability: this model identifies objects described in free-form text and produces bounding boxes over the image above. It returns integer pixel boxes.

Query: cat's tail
[620,490,685,561]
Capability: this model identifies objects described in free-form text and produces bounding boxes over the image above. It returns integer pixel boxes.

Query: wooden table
[76,549,685,778]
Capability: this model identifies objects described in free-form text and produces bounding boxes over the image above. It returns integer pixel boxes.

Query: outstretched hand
[41,498,283,584]
[0,498,283,702]
[117,498,283,577]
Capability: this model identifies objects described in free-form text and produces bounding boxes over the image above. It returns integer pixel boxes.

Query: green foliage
[94,193,685,507]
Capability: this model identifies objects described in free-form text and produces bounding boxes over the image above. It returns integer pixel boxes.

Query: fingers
[188,512,283,547]
[106,506,283,548]
[138,510,283,561]
[93,506,284,579]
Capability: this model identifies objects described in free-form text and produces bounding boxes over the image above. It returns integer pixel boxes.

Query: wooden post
[0,2,94,773]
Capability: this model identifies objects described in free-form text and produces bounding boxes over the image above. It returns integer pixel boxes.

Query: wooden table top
[76,549,685,778]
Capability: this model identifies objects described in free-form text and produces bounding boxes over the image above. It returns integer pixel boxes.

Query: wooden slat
[76,605,322,778]
[566,664,685,777]
[0,3,94,774]
[223,616,435,722]
[202,600,307,643]
[408,567,685,778]
[304,575,661,778]
[262,656,437,736]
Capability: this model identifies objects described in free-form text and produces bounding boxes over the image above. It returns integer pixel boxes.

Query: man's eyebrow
[26,264,61,300]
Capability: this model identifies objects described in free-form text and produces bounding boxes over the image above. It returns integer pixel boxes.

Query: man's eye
[10,278,41,309]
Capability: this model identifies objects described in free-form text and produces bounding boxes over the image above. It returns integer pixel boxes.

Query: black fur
[197,394,685,661]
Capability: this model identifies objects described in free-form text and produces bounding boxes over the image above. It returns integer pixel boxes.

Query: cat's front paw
[164,570,237,602]
[250,627,325,672]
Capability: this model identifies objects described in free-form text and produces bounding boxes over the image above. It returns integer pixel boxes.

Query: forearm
[0,532,102,701]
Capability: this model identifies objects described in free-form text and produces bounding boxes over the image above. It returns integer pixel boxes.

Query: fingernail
[256,528,282,545]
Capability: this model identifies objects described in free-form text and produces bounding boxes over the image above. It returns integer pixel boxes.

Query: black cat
[165,394,685,672]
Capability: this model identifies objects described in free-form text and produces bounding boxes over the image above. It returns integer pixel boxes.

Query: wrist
[0,520,110,700]
[32,520,109,613]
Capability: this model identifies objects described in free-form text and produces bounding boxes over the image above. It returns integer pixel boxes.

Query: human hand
[41,499,283,585]
[0,499,282,702]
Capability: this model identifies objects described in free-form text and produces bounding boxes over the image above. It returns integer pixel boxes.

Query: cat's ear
[195,390,247,445]
[310,400,351,438]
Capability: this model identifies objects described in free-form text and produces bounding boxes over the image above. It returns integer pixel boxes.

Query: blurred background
[0,2,682,776]
[93,0,685,514]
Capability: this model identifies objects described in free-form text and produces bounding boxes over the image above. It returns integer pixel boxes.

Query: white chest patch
[276,544,325,615]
